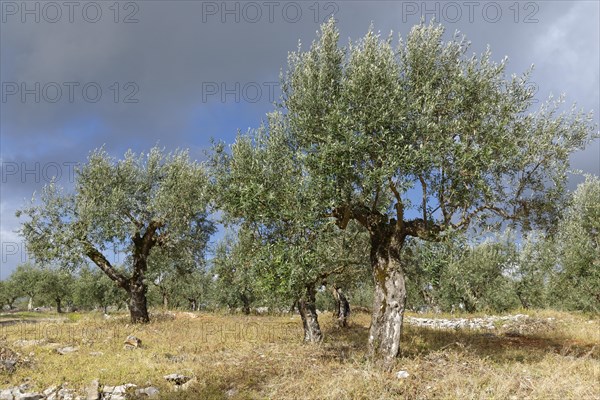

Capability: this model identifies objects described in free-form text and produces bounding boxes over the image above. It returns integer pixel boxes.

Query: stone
[1,360,17,372]
[134,387,160,397]
[396,370,410,379]
[42,386,57,396]
[14,394,43,400]
[56,388,75,400]
[57,346,79,355]
[13,340,47,348]
[163,374,191,385]
[0,389,13,400]
[85,379,99,400]
[112,384,136,395]
[123,335,142,349]
[102,386,115,394]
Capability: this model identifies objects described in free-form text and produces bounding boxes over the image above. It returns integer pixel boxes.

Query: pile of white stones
[0,380,160,400]
[405,314,530,331]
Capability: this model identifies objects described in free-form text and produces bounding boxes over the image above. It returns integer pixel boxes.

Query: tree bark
[331,286,350,327]
[162,291,169,310]
[368,228,407,367]
[27,296,34,311]
[240,293,251,315]
[128,275,150,323]
[298,285,323,343]
[56,298,62,313]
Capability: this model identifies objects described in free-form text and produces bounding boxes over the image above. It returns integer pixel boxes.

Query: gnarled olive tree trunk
[331,285,350,327]
[298,285,323,342]
[128,273,150,323]
[368,227,407,366]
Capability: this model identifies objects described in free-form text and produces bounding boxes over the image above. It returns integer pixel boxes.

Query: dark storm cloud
[1,1,599,276]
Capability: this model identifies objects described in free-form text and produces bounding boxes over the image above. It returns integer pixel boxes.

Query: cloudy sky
[1,0,599,278]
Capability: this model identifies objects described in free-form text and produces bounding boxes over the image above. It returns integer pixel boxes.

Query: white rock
[163,374,191,385]
[14,393,44,400]
[0,389,13,400]
[85,379,99,400]
[135,387,159,397]
[56,346,79,355]
[396,370,410,379]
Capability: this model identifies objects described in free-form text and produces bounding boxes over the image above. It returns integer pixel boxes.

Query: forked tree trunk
[240,293,251,315]
[298,285,323,342]
[128,275,150,323]
[368,229,407,366]
[331,286,350,327]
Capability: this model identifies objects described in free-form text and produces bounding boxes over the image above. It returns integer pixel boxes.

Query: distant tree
[37,268,75,313]
[0,279,20,310]
[550,177,600,312]
[444,236,520,313]
[73,266,126,313]
[512,231,555,309]
[212,229,258,315]
[265,18,596,364]
[10,263,44,310]
[17,147,215,323]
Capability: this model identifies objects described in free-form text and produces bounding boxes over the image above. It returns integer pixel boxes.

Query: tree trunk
[27,296,34,311]
[368,229,407,366]
[240,293,251,315]
[128,277,150,323]
[162,292,169,310]
[298,285,323,343]
[56,298,62,313]
[331,286,350,327]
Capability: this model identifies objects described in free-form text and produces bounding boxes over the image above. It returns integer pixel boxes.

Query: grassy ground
[1,309,598,399]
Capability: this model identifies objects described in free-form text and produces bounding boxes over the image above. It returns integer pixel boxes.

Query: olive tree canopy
[250,19,596,364]
[17,147,214,323]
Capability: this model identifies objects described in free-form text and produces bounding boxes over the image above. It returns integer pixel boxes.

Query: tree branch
[418,174,427,222]
[81,240,129,289]
[388,178,404,228]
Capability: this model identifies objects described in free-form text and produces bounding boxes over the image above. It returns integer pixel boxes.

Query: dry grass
[1,309,598,399]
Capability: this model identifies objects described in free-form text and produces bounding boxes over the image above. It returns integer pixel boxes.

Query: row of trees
[5,174,597,316]
[405,177,599,314]
[15,19,597,365]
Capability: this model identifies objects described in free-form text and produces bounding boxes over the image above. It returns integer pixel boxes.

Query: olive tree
[550,176,600,312]
[212,113,370,342]
[272,19,596,363]
[10,263,45,310]
[74,266,126,313]
[212,229,259,315]
[17,147,214,323]
[37,267,75,313]
[0,279,20,310]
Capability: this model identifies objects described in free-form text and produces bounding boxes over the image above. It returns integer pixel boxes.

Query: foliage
[549,176,600,312]
[17,147,215,322]
[36,267,75,312]
[73,266,127,311]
